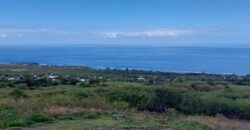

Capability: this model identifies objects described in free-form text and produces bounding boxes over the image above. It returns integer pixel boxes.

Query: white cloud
[0,33,24,39]
[0,25,219,44]
[0,26,69,40]
[0,26,67,34]
[0,33,7,38]
[103,29,195,39]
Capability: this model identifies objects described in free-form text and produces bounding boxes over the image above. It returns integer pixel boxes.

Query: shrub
[81,112,99,119]
[9,88,27,101]
[80,83,91,88]
[26,113,53,123]
[89,79,100,85]
[0,82,8,88]
[0,118,27,128]
[68,79,79,85]
[60,78,79,85]
[105,87,155,110]
[99,83,109,87]
[150,88,183,112]
[15,83,29,90]
[112,101,130,111]
[234,99,250,119]
[8,82,15,87]
[0,107,31,128]
[178,93,203,114]
[165,108,180,118]
[66,90,92,99]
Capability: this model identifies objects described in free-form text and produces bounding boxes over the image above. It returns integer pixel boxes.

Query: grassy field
[0,82,250,130]
[0,64,250,130]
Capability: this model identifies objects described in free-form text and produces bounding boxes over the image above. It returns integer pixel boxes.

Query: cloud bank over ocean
[0,25,222,46]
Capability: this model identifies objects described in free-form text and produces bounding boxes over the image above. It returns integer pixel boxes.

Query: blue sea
[0,45,250,75]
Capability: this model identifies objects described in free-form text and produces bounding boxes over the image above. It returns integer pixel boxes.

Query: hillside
[0,64,250,130]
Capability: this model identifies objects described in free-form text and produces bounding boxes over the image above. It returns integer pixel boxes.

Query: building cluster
[0,73,148,84]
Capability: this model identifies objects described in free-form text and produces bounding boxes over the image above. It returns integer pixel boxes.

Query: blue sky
[0,0,250,47]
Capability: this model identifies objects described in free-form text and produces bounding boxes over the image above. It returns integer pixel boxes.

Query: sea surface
[0,45,250,75]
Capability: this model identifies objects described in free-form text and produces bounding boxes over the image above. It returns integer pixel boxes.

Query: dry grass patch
[186,114,250,130]
[44,105,105,117]
[44,105,85,117]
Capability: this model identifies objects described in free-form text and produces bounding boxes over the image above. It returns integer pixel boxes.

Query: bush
[60,78,79,85]
[150,88,183,112]
[15,83,29,90]
[79,83,91,88]
[0,119,27,128]
[82,113,99,119]
[112,101,130,111]
[9,88,27,101]
[0,107,24,128]
[66,90,93,99]
[26,113,53,123]
[0,82,8,88]
[104,87,155,110]
[165,108,180,118]
[89,79,100,85]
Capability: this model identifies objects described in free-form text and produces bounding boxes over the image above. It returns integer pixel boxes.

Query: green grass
[8,112,217,130]
[0,82,249,129]
[229,85,250,91]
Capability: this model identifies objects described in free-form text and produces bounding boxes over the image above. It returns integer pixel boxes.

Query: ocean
[0,45,249,75]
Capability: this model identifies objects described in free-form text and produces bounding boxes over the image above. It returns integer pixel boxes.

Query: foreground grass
[1,82,250,130]
[7,112,216,130]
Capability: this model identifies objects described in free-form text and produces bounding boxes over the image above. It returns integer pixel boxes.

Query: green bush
[149,88,184,112]
[98,86,250,119]
[66,90,93,99]
[71,112,100,119]
[0,107,33,128]
[0,82,8,88]
[26,113,53,123]
[0,118,27,128]
[165,108,180,118]
[104,87,155,110]
[112,101,130,111]
[9,88,27,101]
[89,79,100,85]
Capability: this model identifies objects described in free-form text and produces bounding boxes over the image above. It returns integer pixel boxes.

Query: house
[7,77,21,81]
[137,76,146,81]
[7,77,16,81]
[46,75,59,82]
[47,75,58,80]
[79,79,86,82]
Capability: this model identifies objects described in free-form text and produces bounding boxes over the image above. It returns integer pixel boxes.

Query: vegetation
[0,64,249,129]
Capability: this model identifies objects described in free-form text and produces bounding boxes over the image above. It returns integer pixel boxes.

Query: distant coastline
[0,62,248,76]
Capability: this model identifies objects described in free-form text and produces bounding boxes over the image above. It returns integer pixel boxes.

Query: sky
[0,0,250,47]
